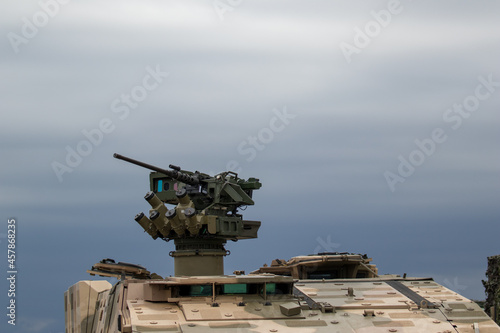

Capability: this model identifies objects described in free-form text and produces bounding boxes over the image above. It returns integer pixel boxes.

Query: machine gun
[114,153,262,276]
[114,153,201,186]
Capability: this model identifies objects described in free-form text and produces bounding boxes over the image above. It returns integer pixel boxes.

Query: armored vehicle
[65,154,500,333]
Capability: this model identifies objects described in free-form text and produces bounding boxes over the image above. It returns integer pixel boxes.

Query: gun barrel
[113,153,200,185]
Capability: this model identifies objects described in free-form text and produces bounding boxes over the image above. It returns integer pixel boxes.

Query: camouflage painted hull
[65,271,500,332]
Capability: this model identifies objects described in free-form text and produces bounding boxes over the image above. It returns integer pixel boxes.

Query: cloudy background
[1,0,499,332]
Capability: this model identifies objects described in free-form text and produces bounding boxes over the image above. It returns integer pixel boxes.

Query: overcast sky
[1,1,499,332]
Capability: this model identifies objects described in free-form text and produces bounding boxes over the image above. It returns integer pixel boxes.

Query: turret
[114,153,262,276]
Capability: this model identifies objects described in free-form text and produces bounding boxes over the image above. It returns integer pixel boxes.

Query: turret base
[171,238,228,276]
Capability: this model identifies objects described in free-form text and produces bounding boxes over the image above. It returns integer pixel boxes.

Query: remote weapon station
[113,153,262,276]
